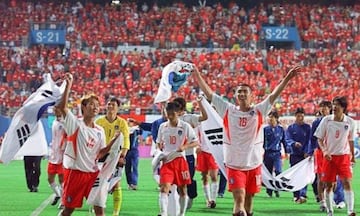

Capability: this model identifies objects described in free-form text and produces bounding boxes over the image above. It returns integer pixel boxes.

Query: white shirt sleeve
[64,109,79,136]
[211,94,229,117]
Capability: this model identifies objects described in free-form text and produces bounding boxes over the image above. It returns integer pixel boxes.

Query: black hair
[173,97,186,110]
[332,96,348,113]
[108,97,120,106]
[319,100,332,108]
[295,107,305,114]
[165,101,181,112]
[237,83,252,92]
[268,110,279,119]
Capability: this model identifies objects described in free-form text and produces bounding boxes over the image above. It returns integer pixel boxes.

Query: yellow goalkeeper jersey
[95,116,130,150]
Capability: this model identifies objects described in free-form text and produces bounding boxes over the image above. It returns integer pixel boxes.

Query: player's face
[332,101,344,115]
[268,115,277,126]
[107,101,118,114]
[165,110,178,122]
[295,113,304,124]
[319,106,330,116]
[83,98,100,118]
[235,86,252,104]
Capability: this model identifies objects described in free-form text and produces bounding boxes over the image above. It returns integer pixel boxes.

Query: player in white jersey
[314,96,356,216]
[47,106,67,208]
[193,65,300,216]
[173,96,208,209]
[156,102,199,216]
[58,73,119,216]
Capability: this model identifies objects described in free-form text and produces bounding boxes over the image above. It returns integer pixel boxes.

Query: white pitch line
[30,194,54,216]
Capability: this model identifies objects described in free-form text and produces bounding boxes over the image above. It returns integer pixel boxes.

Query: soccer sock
[179,195,188,215]
[203,184,210,202]
[210,182,218,201]
[113,186,122,215]
[159,192,168,215]
[324,190,334,213]
[344,190,354,214]
[50,182,61,197]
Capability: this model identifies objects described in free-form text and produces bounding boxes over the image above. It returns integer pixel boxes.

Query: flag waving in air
[0,74,65,164]
[154,61,194,103]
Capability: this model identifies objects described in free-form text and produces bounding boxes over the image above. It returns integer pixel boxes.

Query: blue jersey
[285,123,311,156]
[308,117,323,155]
[263,124,288,153]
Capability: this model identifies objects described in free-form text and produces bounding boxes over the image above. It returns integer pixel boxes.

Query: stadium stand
[0,1,359,118]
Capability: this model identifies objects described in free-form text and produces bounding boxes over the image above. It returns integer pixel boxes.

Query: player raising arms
[192,65,300,216]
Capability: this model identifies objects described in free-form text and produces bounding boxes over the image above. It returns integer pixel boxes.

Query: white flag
[199,99,227,179]
[87,134,123,208]
[15,122,48,157]
[262,157,315,192]
[0,74,65,164]
[154,61,193,103]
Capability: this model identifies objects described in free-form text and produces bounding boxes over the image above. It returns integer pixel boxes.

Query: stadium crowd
[0,1,359,117]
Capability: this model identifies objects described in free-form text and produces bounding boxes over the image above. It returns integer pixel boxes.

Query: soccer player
[157,102,199,216]
[263,110,288,198]
[95,97,130,216]
[47,106,67,208]
[173,96,208,209]
[192,65,301,216]
[285,107,312,204]
[58,73,117,216]
[314,96,356,216]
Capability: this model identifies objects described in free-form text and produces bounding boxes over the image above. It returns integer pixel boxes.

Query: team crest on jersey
[344,125,348,130]
[249,110,255,116]
[115,125,119,130]
[178,130,183,136]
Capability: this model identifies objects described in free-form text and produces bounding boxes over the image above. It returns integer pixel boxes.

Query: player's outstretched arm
[57,73,73,118]
[192,66,214,102]
[269,65,301,104]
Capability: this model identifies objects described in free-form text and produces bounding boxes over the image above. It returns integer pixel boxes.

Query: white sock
[325,190,334,213]
[50,182,61,197]
[179,195,188,215]
[159,193,168,216]
[203,184,210,202]
[344,190,354,214]
[210,182,218,201]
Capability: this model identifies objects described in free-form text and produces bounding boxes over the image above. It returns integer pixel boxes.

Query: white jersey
[63,110,106,172]
[314,114,355,155]
[212,94,271,170]
[179,113,200,156]
[156,119,198,163]
[49,119,66,164]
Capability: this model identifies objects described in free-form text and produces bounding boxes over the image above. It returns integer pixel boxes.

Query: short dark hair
[268,110,279,119]
[319,100,332,108]
[173,97,186,110]
[165,101,181,112]
[295,107,305,115]
[108,97,120,106]
[332,96,348,113]
[237,83,252,92]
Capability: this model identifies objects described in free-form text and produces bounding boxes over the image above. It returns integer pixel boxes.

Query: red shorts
[47,163,64,175]
[321,154,352,182]
[160,157,191,186]
[62,169,99,208]
[314,149,324,174]
[227,165,262,195]
[196,151,218,172]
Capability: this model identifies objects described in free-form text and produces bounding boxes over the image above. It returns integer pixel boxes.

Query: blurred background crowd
[0,0,359,118]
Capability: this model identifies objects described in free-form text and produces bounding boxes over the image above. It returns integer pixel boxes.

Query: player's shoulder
[95,115,106,124]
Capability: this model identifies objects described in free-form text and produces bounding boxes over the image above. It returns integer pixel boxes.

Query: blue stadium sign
[261,26,301,50]
[30,30,66,45]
